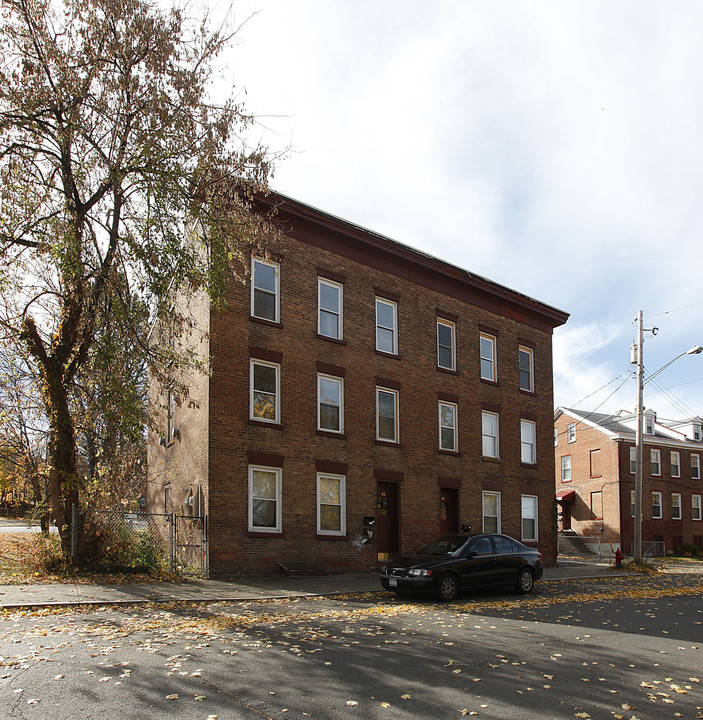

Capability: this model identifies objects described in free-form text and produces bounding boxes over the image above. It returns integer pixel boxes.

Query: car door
[491,535,523,584]
[457,535,496,589]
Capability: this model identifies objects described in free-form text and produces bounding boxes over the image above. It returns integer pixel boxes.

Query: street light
[632,310,703,563]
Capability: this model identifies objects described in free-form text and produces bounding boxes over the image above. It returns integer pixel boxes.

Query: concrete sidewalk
[0,559,620,609]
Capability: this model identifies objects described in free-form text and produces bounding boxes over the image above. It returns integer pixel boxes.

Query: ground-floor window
[692,494,702,521]
[482,491,501,533]
[248,465,282,532]
[651,491,663,520]
[317,473,346,536]
[521,495,537,541]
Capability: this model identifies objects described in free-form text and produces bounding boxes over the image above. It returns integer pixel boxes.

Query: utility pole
[633,310,644,564]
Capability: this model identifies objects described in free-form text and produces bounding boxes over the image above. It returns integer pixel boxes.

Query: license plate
[389,578,397,587]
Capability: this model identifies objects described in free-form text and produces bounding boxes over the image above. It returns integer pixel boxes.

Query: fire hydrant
[614,548,623,568]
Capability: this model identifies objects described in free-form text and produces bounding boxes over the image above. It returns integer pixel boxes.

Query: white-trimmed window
[437,319,456,371]
[695,425,702,441]
[317,473,346,536]
[248,465,282,532]
[166,389,178,443]
[631,490,636,518]
[652,491,663,519]
[251,257,279,322]
[318,374,344,433]
[439,401,457,452]
[376,387,399,443]
[693,494,702,521]
[561,455,571,482]
[692,453,701,480]
[482,491,501,533]
[482,411,499,458]
[630,446,637,474]
[318,278,343,339]
[519,346,534,392]
[376,298,398,354]
[521,495,538,542]
[554,428,558,447]
[671,492,682,520]
[651,448,661,476]
[250,359,280,423]
[480,334,496,381]
[671,451,681,478]
[567,423,576,443]
[520,420,536,465]
[645,415,655,434]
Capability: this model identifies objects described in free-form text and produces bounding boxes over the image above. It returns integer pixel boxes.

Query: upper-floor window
[375,298,398,355]
[520,419,536,465]
[671,451,681,478]
[694,425,702,441]
[318,374,344,433]
[250,359,280,423]
[437,319,456,371]
[561,455,571,482]
[671,492,682,520]
[692,453,701,480]
[251,257,279,323]
[318,278,343,339]
[652,491,663,519]
[651,448,661,476]
[645,416,655,434]
[482,411,499,458]
[317,473,346,536]
[590,448,602,477]
[518,346,534,392]
[376,387,399,443]
[630,445,637,474]
[567,423,576,443]
[439,401,457,452]
[248,465,282,532]
[480,334,496,381]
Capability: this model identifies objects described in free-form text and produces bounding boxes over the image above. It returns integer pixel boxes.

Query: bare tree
[0,0,277,555]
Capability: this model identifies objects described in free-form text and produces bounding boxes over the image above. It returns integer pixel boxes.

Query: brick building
[147,193,569,573]
[555,407,703,556]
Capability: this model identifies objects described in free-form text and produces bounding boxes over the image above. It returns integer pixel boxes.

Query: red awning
[556,488,575,501]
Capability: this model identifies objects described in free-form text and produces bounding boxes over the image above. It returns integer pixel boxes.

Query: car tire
[435,572,459,602]
[515,567,534,595]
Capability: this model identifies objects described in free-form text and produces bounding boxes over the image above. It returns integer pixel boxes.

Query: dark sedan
[380,532,543,601]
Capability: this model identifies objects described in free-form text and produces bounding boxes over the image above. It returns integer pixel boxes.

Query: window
[630,446,637,474]
[521,495,538,541]
[482,491,501,533]
[518,346,534,392]
[520,420,536,465]
[317,473,346,535]
[567,423,576,443]
[376,298,397,354]
[695,425,702,441]
[248,466,282,532]
[554,428,558,447]
[251,258,279,322]
[376,387,399,443]
[671,493,682,520]
[250,360,280,423]
[631,490,636,518]
[652,491,663,519]
[439,402,457,452]
[590,491,602,520]
[480,334,496,381]
[437,319,456,370]
[671,451,681,478]
[590,449,602,477]
[482,411,499,458]
[692,454,701,479]
[318,278,343,339]
[645,416,655,434]
[561,455,571,482]
[693,495,702,521]
[318,375,344,433]
[166,389,177,443]
[651,448,661,476]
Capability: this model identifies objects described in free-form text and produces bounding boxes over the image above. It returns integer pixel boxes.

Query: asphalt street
[1,573,701,720]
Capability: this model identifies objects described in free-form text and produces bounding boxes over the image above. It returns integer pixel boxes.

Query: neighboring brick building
[555,407,703,556]
[147,193,569,573]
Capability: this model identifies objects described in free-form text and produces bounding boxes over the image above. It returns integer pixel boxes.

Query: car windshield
[418,535,468,556]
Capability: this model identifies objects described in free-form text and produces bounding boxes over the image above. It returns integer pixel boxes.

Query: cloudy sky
[219,0,703,420]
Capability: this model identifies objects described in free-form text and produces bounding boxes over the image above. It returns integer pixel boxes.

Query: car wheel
[436,572,459,602]
[515,567,534,594]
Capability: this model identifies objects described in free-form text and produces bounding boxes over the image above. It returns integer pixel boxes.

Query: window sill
[437,366,459,376]
[519,388,535,396]
[316,334,347,345]
[247,531,283,538]
[480,378,499,386]
[316,430,347,439]
[375,350,401,360]
[521,462,538,469]
[249,419,284,429]
[250,316,282,328]
[439,449,460,457]
[375,439,401,448]
[316,534,348,541]
[482,455,502,464]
